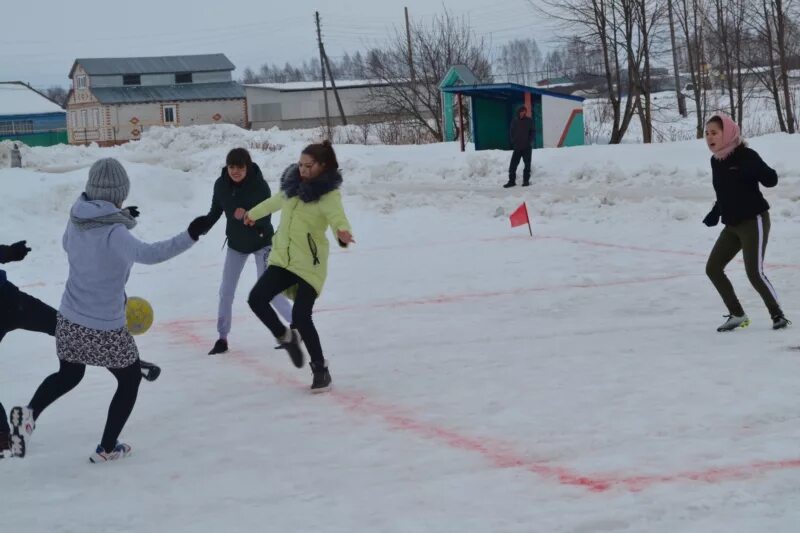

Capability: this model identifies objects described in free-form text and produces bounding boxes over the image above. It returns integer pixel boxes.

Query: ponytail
[301,140,339,171]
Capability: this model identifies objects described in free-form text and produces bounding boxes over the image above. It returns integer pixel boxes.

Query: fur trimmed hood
[280,164,342,203]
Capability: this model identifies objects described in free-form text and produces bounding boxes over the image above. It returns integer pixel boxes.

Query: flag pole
[525,202,532,237]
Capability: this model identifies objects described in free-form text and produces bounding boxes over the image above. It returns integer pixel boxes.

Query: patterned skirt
[56,313,139,368]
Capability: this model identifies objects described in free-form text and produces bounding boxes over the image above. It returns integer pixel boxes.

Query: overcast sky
[3,0,558,89]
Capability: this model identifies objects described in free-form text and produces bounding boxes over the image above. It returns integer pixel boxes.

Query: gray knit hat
[85,158,130,205]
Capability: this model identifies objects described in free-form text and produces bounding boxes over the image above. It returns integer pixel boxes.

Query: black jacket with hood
[206,162,275,253]
[706,145,777,226]
[509,107,534,151]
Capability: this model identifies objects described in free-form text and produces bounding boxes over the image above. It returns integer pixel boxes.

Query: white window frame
[77,75,87,89]
[163,105,177,124]
[92,108,101,128]
[80,109,87,128]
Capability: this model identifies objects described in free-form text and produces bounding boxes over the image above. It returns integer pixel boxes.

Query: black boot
[139,360,162,382]
[208,338,229,355]
[502,180,516,188]
[275,328,305,368]
[310,361,332,393]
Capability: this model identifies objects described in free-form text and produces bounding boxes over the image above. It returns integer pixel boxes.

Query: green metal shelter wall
[0,130,68,147]
[442,92,456,141]
[561,111,584,147]
[533,95,544,149]
[473,97,511,150]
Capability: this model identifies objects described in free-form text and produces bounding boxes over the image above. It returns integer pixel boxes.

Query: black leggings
[28,359,142,452]
[247,266,324,366]
[0,283,58,433]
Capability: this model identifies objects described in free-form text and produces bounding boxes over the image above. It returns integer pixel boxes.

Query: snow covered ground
[1,125,800,532]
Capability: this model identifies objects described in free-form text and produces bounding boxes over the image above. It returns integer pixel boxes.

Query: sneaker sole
[311,383,332,394]
[90,449,132,464]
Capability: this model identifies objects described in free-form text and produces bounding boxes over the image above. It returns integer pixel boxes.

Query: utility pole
[315,11,332,138]
[405,7,416,113]
[667,0,687,117]
[405,7,415,87]
[322,49,348,126]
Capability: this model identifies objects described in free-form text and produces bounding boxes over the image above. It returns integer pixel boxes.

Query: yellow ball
[126,296,154,336]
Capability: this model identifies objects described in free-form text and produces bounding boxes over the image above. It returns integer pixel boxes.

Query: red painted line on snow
[154,272,692,331]
[334,233,800,271]
[163,319,800,493]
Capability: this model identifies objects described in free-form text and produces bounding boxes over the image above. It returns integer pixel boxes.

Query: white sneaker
[10,406,35,439]
[717,314,750,332]
[89,442,132,463]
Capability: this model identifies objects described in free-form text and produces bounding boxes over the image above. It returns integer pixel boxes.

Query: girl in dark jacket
[201,148,292,355]
[702,113,790,332]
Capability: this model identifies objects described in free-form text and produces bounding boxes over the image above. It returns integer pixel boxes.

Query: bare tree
[498,38,543,84]
[44,86,68,107]
[706,0,748,124]
[364,9,491,141]
[535,0,646,143]
[240,67,258,84]
[675,0,710,138]
[772,0,797,132]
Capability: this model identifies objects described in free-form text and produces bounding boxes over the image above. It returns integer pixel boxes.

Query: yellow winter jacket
[247,165,351,296]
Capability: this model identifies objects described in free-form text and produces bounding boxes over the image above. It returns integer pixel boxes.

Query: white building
[67,54,246,145]
[245,80,390,130]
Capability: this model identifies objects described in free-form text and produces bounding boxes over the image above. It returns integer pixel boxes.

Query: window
[77,76,87,89]
[123,74,141,86]
[175,72,192,84]
[163,105,177,124]
[81,110,88,128]
[92,108,101,128]
[0,122,13,135]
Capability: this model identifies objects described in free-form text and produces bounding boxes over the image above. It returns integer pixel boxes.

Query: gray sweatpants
[218,246,292,339]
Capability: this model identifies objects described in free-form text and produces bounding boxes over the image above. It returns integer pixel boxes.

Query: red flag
[509,202,529,228]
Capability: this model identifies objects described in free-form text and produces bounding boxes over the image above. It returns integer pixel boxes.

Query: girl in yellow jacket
[243,141,353,392]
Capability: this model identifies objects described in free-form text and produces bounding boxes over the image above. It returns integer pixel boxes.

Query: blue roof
[91,82,245,104]
[441,83,585,102]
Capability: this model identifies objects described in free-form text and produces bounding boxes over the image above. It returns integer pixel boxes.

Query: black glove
[124,206,140,218]
[702,205,720,227]
[187,216,210,241]
[0,240,31,263]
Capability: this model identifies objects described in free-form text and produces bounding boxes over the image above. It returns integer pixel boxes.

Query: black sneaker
[772,314,791,330]
[139,360,161,382]
[208,339,229,355]
[0,431,24,458]
[310,362,332,393]
[0,432,10,459]
[275,328,305,368]
[502,181,516,188]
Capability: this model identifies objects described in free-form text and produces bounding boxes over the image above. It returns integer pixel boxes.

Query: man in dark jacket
[201,148,292,355]
[504,105,535,188]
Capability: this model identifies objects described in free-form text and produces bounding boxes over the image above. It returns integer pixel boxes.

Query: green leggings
[706,211,783,317]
